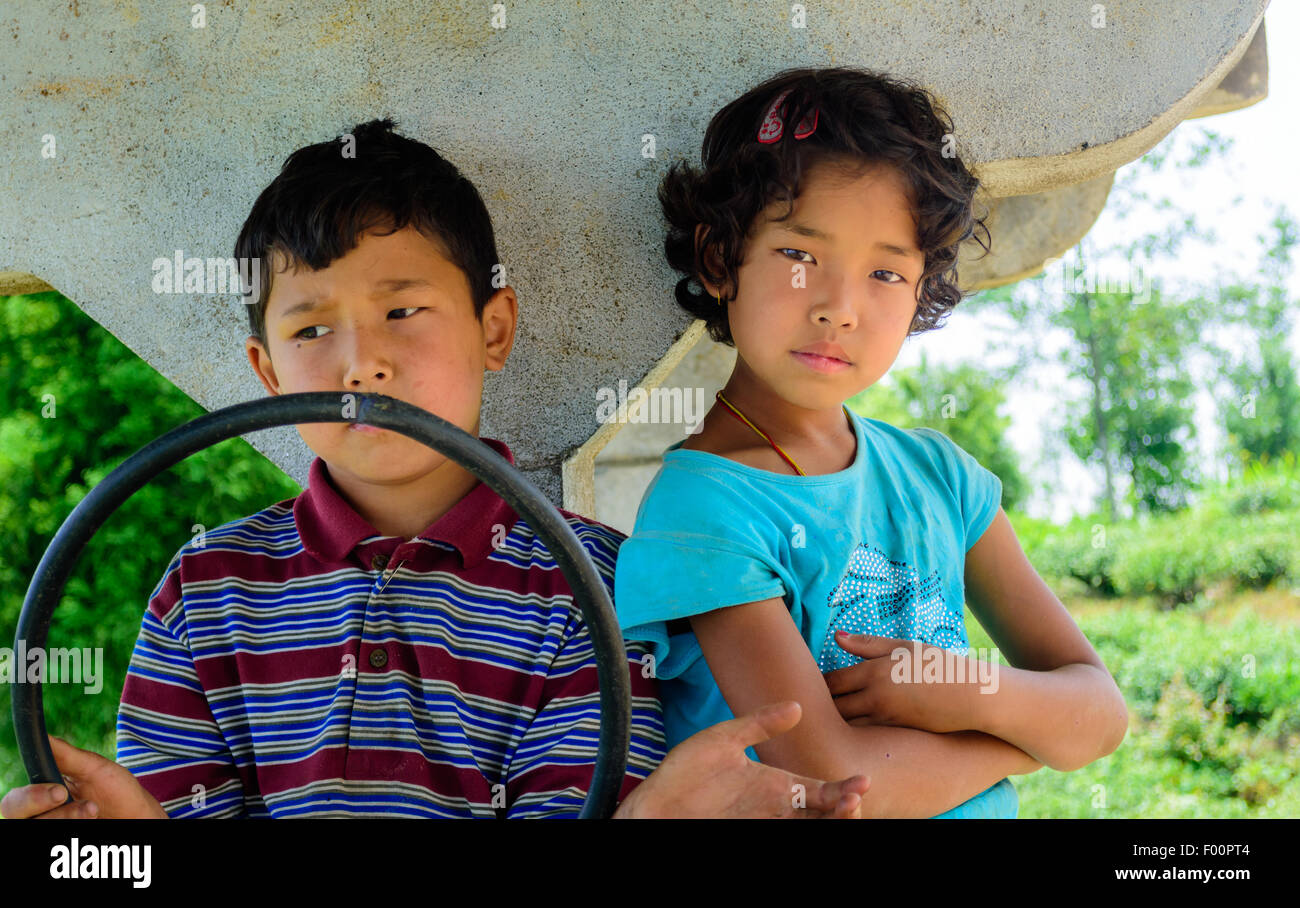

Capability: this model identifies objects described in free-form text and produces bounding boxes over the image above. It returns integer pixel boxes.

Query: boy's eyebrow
[277,278,436,319]
[774,222,922,261]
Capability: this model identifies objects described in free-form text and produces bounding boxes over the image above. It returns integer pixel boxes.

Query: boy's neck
[324,457,482,541]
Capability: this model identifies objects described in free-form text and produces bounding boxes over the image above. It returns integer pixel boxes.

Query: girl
[613,67,1129,818]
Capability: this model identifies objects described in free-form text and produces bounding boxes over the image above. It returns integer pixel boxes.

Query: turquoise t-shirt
[613,407,1018,819]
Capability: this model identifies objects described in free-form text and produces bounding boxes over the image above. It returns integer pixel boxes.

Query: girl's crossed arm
[958,509,1129,770]
[690,597,1044,819]
[825,509,1130,773]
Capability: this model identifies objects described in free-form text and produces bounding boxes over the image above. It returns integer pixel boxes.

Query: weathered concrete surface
[0,1,1271,505]
[1188,19,1269,119]
[957,172,1117,291]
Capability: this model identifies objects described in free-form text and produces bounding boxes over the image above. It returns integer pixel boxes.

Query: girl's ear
[693,223,727,299]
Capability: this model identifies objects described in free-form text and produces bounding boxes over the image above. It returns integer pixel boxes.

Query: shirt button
[371,553,388,571]
[369,648,388,669]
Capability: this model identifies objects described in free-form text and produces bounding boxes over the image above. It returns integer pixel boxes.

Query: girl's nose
[814,277,859,330]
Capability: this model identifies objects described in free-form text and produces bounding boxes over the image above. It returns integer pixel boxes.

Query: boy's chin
[321,433,450,478]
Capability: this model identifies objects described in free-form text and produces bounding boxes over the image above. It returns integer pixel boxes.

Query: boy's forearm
[968,662,1129,772]
[833,724,1042,818]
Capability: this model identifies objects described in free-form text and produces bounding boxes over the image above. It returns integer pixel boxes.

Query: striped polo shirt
[115,438,667,818]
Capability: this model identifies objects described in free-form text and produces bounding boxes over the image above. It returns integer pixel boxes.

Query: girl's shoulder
[676,429,783,472]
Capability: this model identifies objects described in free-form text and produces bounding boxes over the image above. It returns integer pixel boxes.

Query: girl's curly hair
[660,67,990,345]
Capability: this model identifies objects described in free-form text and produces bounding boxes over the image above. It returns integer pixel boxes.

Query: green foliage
[966,601,1300,817]
[1030,517,1125,597]
[0,291,301,793]
[1206,451,1300,516]
[968,132,1299,522]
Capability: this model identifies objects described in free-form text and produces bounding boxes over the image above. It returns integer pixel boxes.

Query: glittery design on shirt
[817,543,968,671]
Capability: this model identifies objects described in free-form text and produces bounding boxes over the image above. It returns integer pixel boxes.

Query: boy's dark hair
[659,67,990,344]
[235,117,501,346]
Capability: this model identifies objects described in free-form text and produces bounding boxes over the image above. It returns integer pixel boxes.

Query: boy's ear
[245,335,281,395]
[481,287,518,373]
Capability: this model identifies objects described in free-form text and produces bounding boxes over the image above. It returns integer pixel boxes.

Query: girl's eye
[873,270,905,284]
[779,248,816,264]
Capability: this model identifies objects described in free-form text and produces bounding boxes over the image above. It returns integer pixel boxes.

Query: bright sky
[895,3,1300,523]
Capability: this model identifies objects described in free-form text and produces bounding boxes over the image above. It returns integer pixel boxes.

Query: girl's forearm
[831,724,1042,818]
[968,662,1129,772]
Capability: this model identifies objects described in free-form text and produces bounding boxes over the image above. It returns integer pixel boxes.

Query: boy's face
[710,161,923,411]
[245,226,517,487]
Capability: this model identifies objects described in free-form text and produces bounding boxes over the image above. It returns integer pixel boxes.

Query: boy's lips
[349,423,387,435]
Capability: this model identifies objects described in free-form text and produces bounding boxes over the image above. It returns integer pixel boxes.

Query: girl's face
[719,161,925,412]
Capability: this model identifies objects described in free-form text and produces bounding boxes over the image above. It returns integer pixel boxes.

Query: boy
[2,119,867,819]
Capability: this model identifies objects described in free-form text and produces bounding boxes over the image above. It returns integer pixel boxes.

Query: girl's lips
[791,351,851,373]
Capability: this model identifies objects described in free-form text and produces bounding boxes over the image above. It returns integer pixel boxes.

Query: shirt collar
[294,437,521,569]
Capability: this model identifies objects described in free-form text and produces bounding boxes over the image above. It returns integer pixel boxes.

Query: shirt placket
[341,541,413,792]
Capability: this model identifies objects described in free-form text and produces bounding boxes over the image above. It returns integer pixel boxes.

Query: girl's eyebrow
[775,221,829,240]
[775,222,921,262]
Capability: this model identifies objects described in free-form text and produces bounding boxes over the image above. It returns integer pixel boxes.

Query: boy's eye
[292,307,422,341]
[779,248,816,264]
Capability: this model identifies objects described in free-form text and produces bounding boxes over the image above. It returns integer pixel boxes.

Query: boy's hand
[0,735,168,819]
[614,701,870,818]
[823,632,984,734]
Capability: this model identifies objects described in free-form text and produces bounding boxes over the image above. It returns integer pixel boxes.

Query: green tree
[1207,209,1300,472]
[962,131,1231,520]
[1057,260,1204,517]
[0,291,301,789]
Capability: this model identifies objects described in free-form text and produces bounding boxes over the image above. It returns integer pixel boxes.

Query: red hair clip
[756,89,819,143]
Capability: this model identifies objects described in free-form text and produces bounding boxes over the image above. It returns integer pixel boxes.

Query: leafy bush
[981,605,1300,818]
[1021,459,1300,606]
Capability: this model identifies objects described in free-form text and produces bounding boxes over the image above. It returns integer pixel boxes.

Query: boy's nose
[342,328,394,388]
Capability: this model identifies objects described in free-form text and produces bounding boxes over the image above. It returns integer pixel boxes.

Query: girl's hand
[822,632,987,734]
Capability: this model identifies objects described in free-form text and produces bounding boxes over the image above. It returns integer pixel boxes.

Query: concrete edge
[561,318,706,515]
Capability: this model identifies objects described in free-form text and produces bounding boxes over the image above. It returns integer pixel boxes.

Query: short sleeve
[911,428,1003,551]
[613,468,787,679]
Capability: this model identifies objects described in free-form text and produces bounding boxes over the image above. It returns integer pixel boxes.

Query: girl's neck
[717,365,852,451]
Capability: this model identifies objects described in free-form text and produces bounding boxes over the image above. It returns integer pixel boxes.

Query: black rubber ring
[11,391,631,818]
